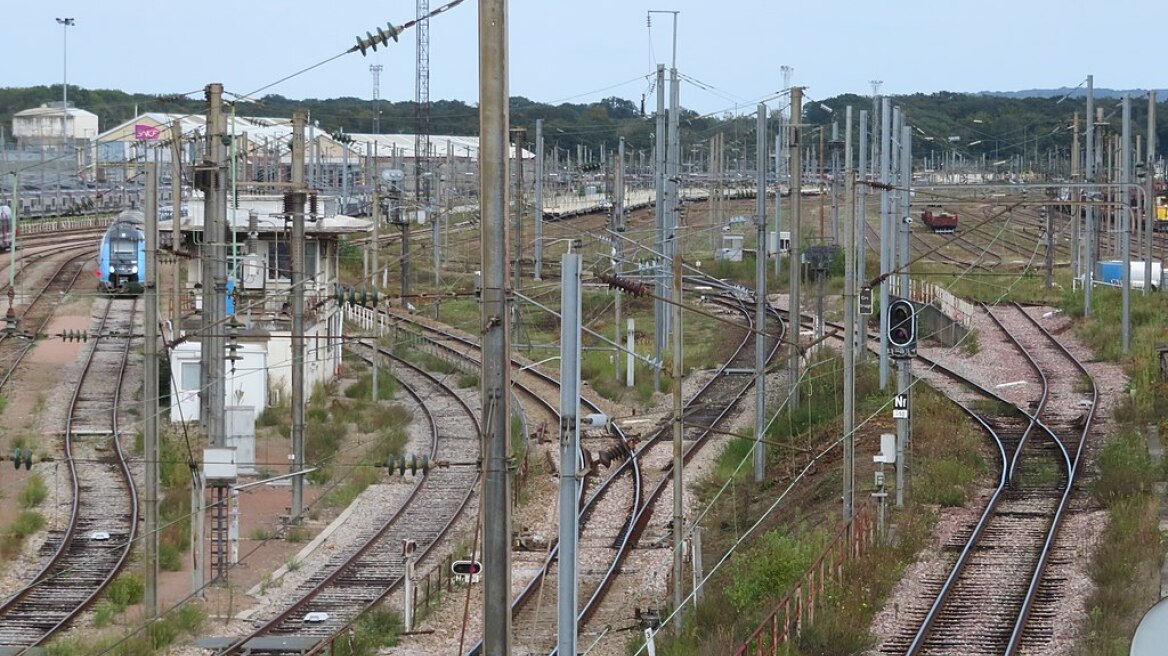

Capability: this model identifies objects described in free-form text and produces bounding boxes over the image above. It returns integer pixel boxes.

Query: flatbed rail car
[921,206,959,233]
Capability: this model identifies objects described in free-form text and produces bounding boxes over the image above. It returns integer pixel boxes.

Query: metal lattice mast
[370,65,383,134]
[415,0,433,286]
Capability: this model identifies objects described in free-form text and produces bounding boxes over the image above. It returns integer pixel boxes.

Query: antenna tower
[370,64,383,134]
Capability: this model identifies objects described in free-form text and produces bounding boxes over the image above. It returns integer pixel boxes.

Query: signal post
[887,298,916,507]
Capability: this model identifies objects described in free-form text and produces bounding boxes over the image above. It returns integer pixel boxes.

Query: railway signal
[887,299,917,353]
[451,559,482,584]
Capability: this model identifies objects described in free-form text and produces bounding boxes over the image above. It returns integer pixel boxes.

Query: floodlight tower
[370,64,383,134]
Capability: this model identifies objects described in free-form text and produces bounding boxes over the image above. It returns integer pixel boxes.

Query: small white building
[165,194,371,425]
[12,102,99,148]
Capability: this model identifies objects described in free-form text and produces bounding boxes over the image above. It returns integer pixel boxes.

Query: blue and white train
[98,211,146,293]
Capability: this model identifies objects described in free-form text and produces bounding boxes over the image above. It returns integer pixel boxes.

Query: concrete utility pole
[206,83,228,447]
[667,63,681,267]
[843,106,855,524]
[1146,92,1156,291]
[1121,94,1131,353]
[1084,75,1095,317]
[512,128,526,291]
[788,87,803,408]
[534,118,544,280]
[1044,205,1054,289]
[199,85,216,432]
[170,120,183,333]
[400,193,411,305]
[480,0,514,651]
[143,161,160,618]
[857,111,869,363]
[878,97,892,389]
[896,121,912,509]
[557,252,581,656]
[753,103,768,483]
[290,112,307,518]
[614,137,626,381]
[1071,113,1081,281]
[654,64,666,393]
[371,171,381,402]
[671,244,684,633]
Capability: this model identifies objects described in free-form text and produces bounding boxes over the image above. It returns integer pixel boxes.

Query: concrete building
[163,194,371,427]
[12,102,99,149]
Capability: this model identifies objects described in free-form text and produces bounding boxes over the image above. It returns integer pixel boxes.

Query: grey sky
[7,1,1160,117]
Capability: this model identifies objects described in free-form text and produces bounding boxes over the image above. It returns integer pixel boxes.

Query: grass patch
[47,600,206,655]
[1,510,45,559]
[912,388,986,507]
[325,424,410,510]
[159,544,182,571]
[10,510,44,536]
[285,527,309,544]
[724,525,826,615]
[403,348,460,376]
[1056,283,1166,653]
[789,509,933,655]
[19,473,48,509]
[103,572,144,618]
[333,606,402,655]
[250,526,275,541]
[344,371,397,401]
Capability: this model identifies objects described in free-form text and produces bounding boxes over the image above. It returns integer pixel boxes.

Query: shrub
[724,526,824,616]
[19,474,48,509]
[107,573,145,610]
[11,510,44,537]
[159,544,182,571]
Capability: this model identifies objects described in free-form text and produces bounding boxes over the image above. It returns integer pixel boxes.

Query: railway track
[877,302,1096,655]
[0,247,94,394]
[352,292,771,656]
[349,306,641,656]
[560,291,783,654]
[211,349,481,655]
[0,296,139,650]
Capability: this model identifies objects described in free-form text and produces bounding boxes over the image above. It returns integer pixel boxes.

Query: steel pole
[843,106,855,523]
[654,64,666,393]
[897,121,912,508]
[534,118,544,280]
[480,1,514,651]
[878,97,891,389]
[788,87,802,409]
[557,253,581,655]
[1085,75,1095,317]
[753,103,767,483]
[671,248,684,633]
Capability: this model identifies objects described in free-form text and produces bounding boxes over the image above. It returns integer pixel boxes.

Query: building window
[266,240,318,281]
[181,361,200,391]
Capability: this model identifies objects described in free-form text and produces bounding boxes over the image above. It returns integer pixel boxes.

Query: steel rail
[214,346,477,655]
[0,297,139,649]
